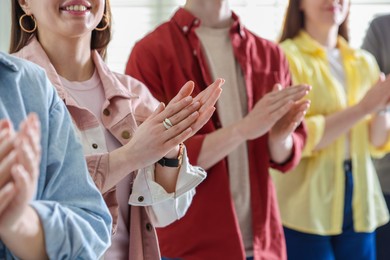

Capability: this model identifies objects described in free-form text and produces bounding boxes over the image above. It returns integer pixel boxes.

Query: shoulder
[133,21,173,51]
[370,14,390,27]
[280,39,300,56]
[111,71,157,101]
[0,52,52,92]
[354,48,379,68]
[1,51,43,75]
[112,71,145,90]
[244,29,288,68]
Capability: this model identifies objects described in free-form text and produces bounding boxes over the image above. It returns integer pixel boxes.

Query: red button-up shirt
[126,8,307,260]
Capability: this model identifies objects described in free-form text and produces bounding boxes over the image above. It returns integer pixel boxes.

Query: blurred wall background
[0,0,11,52]
[1,0,389,73]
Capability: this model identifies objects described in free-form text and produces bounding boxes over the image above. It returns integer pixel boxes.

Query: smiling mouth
[60,5,92,12]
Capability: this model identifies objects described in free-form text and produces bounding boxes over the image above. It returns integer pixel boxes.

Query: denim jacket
[15,39,206,260]
[0,52,112,259]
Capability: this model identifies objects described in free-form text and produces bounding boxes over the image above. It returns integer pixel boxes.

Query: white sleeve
[128,147,206,227]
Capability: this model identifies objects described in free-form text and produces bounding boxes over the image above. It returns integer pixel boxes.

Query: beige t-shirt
[196,26,253,256]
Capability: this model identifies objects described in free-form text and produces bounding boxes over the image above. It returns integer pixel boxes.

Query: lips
[325,5,341,12]
[60,0,92,12]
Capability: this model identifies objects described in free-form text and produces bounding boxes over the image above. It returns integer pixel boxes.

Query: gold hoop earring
[95,14,109,31]
[19,14,37,33]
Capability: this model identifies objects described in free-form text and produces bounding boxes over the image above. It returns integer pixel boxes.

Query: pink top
[60,73,130,259]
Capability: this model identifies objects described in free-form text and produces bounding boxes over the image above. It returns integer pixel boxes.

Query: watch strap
[157,143,184,168]
[157,157,180,167]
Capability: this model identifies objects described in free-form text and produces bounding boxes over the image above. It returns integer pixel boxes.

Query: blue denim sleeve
[29,76,112,259]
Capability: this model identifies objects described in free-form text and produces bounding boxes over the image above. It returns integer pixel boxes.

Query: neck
[37,33,95,81]
[184,0,232,28]
[305,23,339,48]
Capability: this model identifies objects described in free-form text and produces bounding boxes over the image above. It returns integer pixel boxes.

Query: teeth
[65,5,88,11]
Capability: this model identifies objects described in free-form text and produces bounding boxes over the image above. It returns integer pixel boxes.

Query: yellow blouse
[272,31,390,235]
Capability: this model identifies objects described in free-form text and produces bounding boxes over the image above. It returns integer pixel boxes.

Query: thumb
[149,102,165,119]
[378,72,386,83]
[273,83,283,92]
[0,119,14,135]
[170,81,194,104]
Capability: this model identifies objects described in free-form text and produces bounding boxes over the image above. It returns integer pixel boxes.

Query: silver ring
[163,118,173,128]
[163,120,171,130]
[163,118,173,130]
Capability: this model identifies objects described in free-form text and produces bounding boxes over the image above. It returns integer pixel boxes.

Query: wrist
[0,206,29,238]
[355,101,375,117]
[269,133,293,149]
[376,106,390,116]
[158,143,184,168]
[164,144,180,159]
[268,134,294,164]
[233,119,248,142]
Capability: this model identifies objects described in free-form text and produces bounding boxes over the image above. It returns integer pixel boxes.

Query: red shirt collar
[172,7,246,39]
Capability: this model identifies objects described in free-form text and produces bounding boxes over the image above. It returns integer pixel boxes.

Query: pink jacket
[15,38,206,260]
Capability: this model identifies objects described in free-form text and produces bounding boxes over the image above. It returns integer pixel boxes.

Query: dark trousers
[376,193,390,260]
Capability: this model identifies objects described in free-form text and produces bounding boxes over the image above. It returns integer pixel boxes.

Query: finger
[285,121,299,135]
[267,89,309,114]
[261,85,308,114]
[169,81,195,104]
[15,138,37,178]
[0,182,16,215]
[194,78,224,104]
[378,72,386,83]
[0,151,17,188]
[268,100,295,121]
[18,116,41,158]
[11,165,30,202]
[168,101,201,126]
[279,86,311,101]
[0,119,15,156]
[163,111,199,141]
[270,84,311,99]
[146,102,166,122]
[27,114,41,156]
[290,109,307,124]
[154,95,193,122]
[198,85,223,113]
[289,99,311,113]
[190,107,216,133]
[0,134,16,163]
[272,83,283,92]
[164,128,193,149]
[0,119,13,133]
[282,100,310,122]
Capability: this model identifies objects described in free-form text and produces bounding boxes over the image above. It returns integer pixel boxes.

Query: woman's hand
[163,79,223,157]
[269,99,310,144]
[358,74,390,114]
[122,79,223,169]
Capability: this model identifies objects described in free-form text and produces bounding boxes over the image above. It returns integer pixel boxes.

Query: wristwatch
[157,143,184,168]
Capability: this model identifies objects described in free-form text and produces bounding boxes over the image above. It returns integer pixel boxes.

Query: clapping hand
[124,79,223,167]
[0,114,41,234]
[238,83,311,141]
